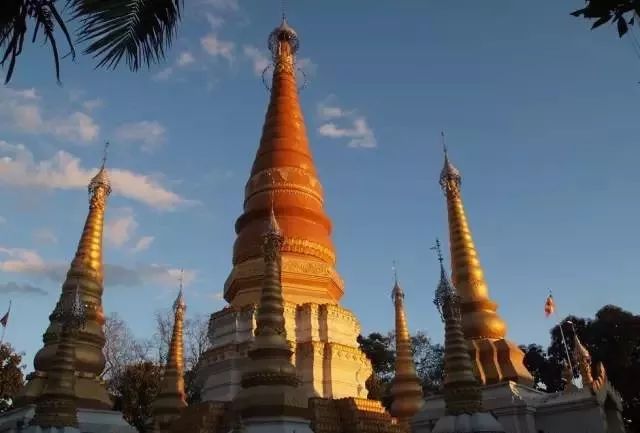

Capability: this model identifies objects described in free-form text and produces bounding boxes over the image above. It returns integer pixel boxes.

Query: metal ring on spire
[261,65,308,92]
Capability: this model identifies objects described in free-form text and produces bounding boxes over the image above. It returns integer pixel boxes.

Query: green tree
[111,361,162,433]
[571,0,639,37]
[0,343,25,413]
[0,0,183,84]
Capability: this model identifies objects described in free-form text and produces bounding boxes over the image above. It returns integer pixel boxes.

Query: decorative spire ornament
[438,136,532,385]
[431,239,505,433]
[234,206,311,428]
[389,262,424,427]
[150,271,187,433]
[573,334,594,389]
[18,144,113,409]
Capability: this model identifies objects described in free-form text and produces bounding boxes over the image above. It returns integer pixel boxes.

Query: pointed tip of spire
[391,261,404,300]
[174,269,186,311]
[265,202,282,236]
[89,141,112,195]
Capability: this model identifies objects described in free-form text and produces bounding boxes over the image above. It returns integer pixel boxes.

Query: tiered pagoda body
[196,17,372,402]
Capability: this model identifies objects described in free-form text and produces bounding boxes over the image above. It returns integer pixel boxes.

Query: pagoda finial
[439,134,461,194]
[268,5,299,66]
[101,141,109,169]
[441,131,448,156]
[391,261,404,302]
[281,0,287,22]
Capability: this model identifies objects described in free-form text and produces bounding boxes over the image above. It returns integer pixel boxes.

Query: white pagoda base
[197,302,372,401]
[0,405,136,433]
[411,381,626,433]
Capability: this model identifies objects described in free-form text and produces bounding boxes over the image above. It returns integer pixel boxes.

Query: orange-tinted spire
[151,274,187,433]
[439,136,532,385]
[389,264,423,425]
[226,15,342,307]
[19,144,113,409]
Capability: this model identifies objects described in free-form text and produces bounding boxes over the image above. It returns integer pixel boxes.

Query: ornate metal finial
[439,134,461,193]
[173,269,186,311]
[268,10,299,58]
[53,280,87,332]
[432,238,460,322]
[391,261,404,302]
[281,0,287,22]
[101,141,110,169]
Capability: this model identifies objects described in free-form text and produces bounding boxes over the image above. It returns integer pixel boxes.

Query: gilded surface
[440,152,533,385]
[19,166,112,410]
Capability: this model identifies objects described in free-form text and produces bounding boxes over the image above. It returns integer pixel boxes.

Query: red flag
[0,301,11,327]
[544,293,555,317]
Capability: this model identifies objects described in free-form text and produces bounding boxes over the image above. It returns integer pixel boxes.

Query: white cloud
[0,140,189,210]
[201,0,239,11]
[105,208,138,247]
[0,87,99,144]
[82,98,104,111]
[243,45,270,76]
[205,13,224,30]
[153,67,174,81]
[0,281,47,296]
[316,98,377,149]
[131,236,155,253]
[33,228,58,245]
[297,57,317,76]
[177,51,196,67]
[201,34,235,61]
[114,121,167,150]
[0,246,195,288]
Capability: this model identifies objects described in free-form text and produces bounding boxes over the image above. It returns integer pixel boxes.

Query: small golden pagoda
[17,151,113,409]
[389,270,424,426]
[150,276,188,433]
[438,136,532,385]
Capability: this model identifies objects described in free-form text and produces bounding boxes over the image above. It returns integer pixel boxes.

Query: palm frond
[0,0,75,84]
[69,0,182,71]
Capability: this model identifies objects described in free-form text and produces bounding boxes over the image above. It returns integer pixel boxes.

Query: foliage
[0,0,183,84]
[571,0,640,37]
[112,361,162,433]
[357,331,444,409]
[0,343,25,413]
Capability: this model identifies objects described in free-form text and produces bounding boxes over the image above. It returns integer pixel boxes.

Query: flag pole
[550,291,573,377]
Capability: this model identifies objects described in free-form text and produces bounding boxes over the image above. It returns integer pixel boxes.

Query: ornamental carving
[245,167,324,203]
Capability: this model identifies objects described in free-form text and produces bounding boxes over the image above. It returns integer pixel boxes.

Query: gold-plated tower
[432,240,483,415]
[151,274,188,433]
[18,146,113,409]
[389,266,423,426]
[234,206,309,420]
[439,135,532,385]
[31,283,86,429]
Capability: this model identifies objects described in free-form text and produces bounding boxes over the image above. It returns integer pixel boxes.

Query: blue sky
[1,1,639,368]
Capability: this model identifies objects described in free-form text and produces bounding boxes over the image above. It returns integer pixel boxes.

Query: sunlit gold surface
[226,18,343,308]
[389,282,423,425]
[151,292,187,432]
[17,167,112,409]
[441,154,533,385]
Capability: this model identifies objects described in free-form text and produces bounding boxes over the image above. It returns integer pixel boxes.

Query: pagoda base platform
[411,381,626,433]
[197,302,372,402]
[0,405,136,433]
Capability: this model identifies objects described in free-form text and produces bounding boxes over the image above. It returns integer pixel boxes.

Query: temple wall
[198,302,371,402]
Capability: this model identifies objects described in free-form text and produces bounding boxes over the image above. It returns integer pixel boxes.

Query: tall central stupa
[197,15,372,402]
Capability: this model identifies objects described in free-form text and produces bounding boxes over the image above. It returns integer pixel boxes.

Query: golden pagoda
[438,135,532,385]
[389,269,423,426]
[198,13,371,402]
[17,149,113,409]
[150,275,188,433]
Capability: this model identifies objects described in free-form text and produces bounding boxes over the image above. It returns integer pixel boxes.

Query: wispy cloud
[317,97,376,148]
[177,51,196,67]
[205,13,225,30]
[0,141,190,210]
[0,216,5,224]
[131,236,155,253]
[0,246,195,288]
[0,87,99,144]
[153,67,174,81]
[32,228,58,245]
[201,0,239,11]
[243,45,270,76]
[201,34,235,61]
[82,98,104,112]
[0,281,47,296]
[105,208,138,248]
[114,120,167,151]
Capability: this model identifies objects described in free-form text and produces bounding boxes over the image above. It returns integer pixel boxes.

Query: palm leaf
[69,0,182,71]
[0,0,75,84]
